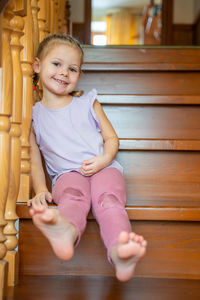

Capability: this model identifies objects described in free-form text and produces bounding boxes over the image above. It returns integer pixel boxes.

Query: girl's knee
[97,192,125,209]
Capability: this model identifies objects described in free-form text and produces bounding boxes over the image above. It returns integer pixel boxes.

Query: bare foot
[29,203,78,261]
[110,231,147,282]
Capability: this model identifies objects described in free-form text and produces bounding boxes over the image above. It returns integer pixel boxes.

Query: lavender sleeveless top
[32,89,123,185]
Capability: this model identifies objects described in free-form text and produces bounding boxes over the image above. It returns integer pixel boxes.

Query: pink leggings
[52,167,131,261]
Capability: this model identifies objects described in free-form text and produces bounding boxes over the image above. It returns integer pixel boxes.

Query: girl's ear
[33,57,41,73]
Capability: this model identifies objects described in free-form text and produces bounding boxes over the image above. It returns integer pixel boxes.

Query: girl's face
[34,44,82,97]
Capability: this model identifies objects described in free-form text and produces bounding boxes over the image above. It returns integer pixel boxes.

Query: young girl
[28,34,147,282]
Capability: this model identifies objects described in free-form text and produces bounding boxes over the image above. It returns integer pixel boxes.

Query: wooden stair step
[17,204,200,279]
[6,275,200,300]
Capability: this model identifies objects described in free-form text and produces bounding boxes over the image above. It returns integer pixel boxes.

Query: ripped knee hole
[98,193,119,208]
[63,187,84,197]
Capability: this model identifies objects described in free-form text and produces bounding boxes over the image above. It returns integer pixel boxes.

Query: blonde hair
[33,34,84,100]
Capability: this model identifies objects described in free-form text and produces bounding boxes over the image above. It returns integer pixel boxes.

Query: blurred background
[69,0,200,46]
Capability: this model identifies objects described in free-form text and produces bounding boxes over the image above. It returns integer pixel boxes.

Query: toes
[129,233,146,247]
[29,208,34,216]
[40,209,58,223]
[136,235,144,244]
[129,232,136,240]
[41,211,53,222]
[118,231,147,247]
[118,231,130,244]
[32,203,46,213]
[141,239,148,247]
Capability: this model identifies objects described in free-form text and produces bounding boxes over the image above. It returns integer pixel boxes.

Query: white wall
[69,0,85,23]
[70,0,200,25]
[194,0,200,20]
[173,0,200,24]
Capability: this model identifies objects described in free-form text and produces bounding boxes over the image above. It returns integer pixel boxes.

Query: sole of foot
[29,204,78,261]
[111,231,147,282]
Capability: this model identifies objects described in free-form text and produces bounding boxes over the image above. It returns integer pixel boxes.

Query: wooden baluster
[59,0,64,33]
[37,0,48,98]
[50,0,55,34]
[54,0,59,33]
[59,0,67,34]
[45,0,51,36]
[57,0,62,33]
[0,2,14,299]
[64,0,71,34]
[31,0,39,56]
[17,0,33,203]
[4,5,25,286]
[38,0,47,42]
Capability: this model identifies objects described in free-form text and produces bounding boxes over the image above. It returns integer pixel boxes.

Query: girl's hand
[27,191,52,207]
[79,155,111,176]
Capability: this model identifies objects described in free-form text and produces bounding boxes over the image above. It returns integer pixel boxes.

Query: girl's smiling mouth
[53,78,68,85]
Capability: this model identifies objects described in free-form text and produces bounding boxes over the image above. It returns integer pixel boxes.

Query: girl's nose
[60,68,68,76]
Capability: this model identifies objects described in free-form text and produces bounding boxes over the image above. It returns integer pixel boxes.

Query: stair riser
[19,219,200,279]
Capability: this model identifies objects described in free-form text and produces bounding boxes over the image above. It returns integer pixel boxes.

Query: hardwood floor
[5,276,200,300]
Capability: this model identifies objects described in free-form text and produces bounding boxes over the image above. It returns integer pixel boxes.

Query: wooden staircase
[1,1,200,298]
[5,275,200,300]
[17,47,200,280]
[17,205,200,279]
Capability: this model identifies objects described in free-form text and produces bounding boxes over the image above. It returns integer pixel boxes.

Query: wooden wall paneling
[4,5,25,286]
[72,0,91,44]
[161,0,173,45]
[0,2,14,299]
[172,24,194,46]
[194,14,200,45]
[73,23,85,43]
[84,0,91,44]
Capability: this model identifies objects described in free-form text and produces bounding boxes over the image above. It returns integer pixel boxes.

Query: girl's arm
[80,99,119,176]
[28,127,52,206]
[94,99,119,161]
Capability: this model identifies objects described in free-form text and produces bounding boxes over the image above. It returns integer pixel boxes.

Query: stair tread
[6,275,200,300]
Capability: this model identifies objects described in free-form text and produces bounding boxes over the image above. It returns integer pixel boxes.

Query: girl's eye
[69,67,78,73]
[53,62,60,67]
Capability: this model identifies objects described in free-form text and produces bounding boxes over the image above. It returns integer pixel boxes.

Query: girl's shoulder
[75,89,98,106]
[32,101,41,111]
[32,101,41,116]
